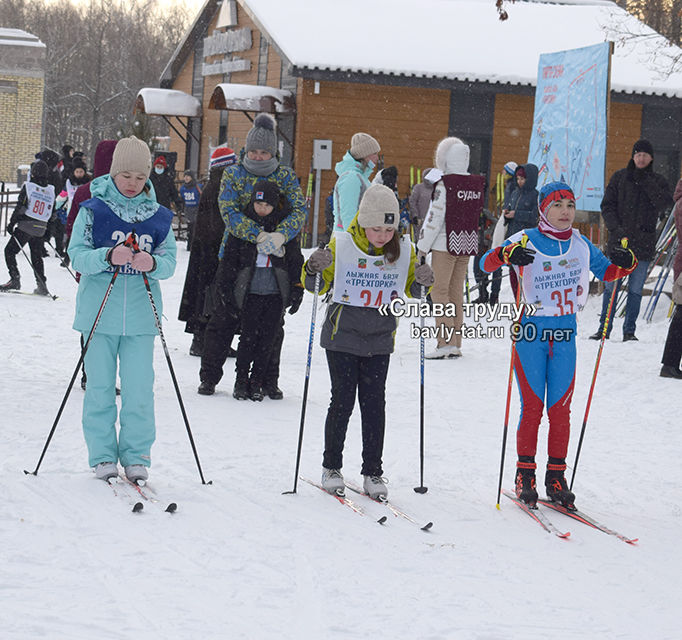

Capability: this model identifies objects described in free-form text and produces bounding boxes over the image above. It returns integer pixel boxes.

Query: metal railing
[0,183,21,234]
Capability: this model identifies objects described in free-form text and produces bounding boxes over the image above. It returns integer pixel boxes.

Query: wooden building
[154,0,682,241]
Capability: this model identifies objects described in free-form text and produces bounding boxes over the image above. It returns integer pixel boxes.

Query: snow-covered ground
[1,243,679,640]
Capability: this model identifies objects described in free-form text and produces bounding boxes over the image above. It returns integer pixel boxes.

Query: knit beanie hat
[357,184,399,230]
[109,136,152,178]
[632,139,654,158]
[209,146,237,170]
[30,159,49,185]
[153,155,167,168]
[350,132,381,160]
[504,161,518,176]
[246,113,278,156]
[538,181,575,216]
[251,180,280,208]
[537,181,575,240]
[72,157,87,172]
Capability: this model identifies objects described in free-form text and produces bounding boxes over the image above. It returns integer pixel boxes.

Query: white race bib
[332,232,411,308]
[24,182,55,222]
[520,229,590,316]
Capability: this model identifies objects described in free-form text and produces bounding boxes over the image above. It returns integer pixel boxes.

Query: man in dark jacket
[590,139,673,341]
[149,155,182,211]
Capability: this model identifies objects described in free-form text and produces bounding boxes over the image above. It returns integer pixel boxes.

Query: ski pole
[24,266,121,475]
[414,256,428,494]
[11,233,57,300]
[284,251,323,495]
[496,234,528,508]
[128,232,211,485]
[45,238,78,283]
[570,238,627,490]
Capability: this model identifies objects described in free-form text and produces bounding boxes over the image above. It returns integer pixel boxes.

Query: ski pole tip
[413,486,428,494]
[23,469,37,476]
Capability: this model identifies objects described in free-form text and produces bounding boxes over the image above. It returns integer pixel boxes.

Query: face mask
[154,167,164,175]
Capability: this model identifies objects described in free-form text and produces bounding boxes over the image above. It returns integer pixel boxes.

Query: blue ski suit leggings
[513,318,576,460]
[82,333,156,467]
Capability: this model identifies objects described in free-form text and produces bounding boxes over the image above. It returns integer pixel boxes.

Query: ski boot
[34,279,49,296]
[0,270,20,291]
[545,458,576,510]
[321,468,345,495]
[515,457,538,507]
[363,475,388,500]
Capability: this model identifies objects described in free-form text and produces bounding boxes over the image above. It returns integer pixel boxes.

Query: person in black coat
[590,139,673,341]
[1,160,54,294]
[149,155,182,211]
[178,147,237,356]
[198,180,304,400]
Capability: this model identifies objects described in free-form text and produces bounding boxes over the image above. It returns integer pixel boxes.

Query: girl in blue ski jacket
[480,182,636,509]
[68,136,177,483]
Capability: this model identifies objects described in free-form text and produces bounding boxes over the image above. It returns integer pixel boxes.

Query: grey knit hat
[350,132,381,160]
[246,113,278,156]
[357,184,399,230]
[109,136,152,178]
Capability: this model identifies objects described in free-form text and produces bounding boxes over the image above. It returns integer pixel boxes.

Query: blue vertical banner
[527,42,611,212]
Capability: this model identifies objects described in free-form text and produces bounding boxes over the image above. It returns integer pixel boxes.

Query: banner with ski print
[528,42,612,212]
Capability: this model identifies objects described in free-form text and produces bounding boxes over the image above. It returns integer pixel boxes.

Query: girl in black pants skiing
[303,184,434,499]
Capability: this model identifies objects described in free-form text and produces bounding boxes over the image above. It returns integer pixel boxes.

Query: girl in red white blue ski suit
[481,181,636,506]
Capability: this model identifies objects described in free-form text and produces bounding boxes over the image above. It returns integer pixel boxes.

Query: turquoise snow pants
[82,333,156,468]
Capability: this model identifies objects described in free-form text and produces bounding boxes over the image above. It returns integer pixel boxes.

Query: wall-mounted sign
[203,28,252,57]
[202,58,251,76]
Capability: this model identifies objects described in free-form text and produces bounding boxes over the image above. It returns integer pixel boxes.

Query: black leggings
[322,350,390,476]
[4,229,45,283]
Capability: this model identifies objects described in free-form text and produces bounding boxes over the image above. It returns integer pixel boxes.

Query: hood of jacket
[519,163,539,191]
[93,140,117,178]
[89,174,159,222]
[335,150,373,180]
[434,137,466,173]
[442,143,470,175]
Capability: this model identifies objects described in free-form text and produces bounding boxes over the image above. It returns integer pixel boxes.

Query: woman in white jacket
[417,137,472,359]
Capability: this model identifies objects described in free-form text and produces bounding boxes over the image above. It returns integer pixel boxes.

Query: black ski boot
[545,458,576,509]
[233,373,250,400]
[515,457,538,507]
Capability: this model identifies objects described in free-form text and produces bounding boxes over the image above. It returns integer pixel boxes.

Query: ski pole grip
[620,237,629,249]
[520,233,529,248]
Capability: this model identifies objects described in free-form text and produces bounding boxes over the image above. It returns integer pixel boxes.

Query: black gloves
[288,286,304,315]
[609,245,636,269]
[498,241,536,266]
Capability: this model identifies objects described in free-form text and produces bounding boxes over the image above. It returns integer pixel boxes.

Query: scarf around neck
[243,156,279,177]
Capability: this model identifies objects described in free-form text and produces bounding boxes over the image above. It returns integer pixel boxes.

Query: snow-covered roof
[241,0,682,98]
[0,28,45,48]
[134,88,202,117]
[208,83,296,113]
